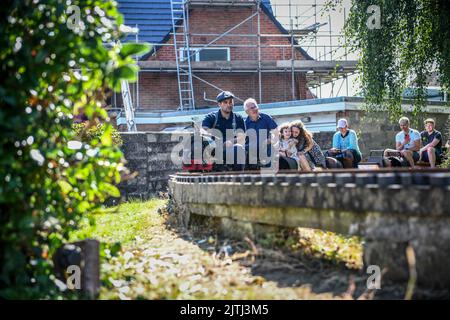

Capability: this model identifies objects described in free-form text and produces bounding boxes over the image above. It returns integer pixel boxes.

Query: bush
[73,122,123,146]
[438,151,450,169]
[0,0,149,298]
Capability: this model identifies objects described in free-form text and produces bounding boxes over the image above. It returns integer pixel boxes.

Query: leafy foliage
[327,0,450,117]
[73,122,123,146]
[0,0,149,298]
[291,228,363,270]
[438,150,450,168]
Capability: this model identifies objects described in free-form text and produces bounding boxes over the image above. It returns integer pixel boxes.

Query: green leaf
[114,65,138,81]
[100,124,112,147]
[58,180,73,195]
[102,182,121,198]
[109,241,122,256]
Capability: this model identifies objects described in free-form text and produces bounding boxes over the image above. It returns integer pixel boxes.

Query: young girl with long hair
[289,120,326,171]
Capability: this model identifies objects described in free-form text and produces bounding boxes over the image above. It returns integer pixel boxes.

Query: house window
[179,49,196,62]
[180,48,230,62]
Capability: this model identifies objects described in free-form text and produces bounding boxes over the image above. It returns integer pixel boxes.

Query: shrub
[438,150,450,169]
[73,122,123,146]
[0,0,149,298]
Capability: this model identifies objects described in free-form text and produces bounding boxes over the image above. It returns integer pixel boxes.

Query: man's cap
[424,118,435,125]
[337,118,348,128]
[216,91,235,102]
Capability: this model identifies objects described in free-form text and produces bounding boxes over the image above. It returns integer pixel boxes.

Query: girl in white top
[278,123,301,170]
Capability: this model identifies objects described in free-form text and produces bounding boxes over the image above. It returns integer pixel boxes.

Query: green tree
[327,0,449,116]
[0,0,149,298]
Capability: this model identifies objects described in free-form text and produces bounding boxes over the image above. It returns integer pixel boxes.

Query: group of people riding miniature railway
[182,91,447,172]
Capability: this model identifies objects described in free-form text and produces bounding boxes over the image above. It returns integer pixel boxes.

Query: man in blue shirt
[419,118,443,168]
[202,91,246,171]
[327,118,362,168]
[384,116,421,167]
[243,98,278,169]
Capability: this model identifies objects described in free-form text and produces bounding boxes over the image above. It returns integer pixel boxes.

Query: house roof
[118,0,272,44]
[117,0,313,60]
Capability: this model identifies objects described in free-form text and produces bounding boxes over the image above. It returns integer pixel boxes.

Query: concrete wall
[339,110,450,156]
[169,172,450,289]
[119,132,188,199]
[119,128,450,288]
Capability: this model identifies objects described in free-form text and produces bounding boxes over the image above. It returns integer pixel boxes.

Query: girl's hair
[289,120,313,149]
[278,122,291,138]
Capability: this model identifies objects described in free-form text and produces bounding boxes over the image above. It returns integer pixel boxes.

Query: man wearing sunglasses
[243,98,278,169]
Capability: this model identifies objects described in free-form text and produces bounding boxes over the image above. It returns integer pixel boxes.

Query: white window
[180,47,230,62]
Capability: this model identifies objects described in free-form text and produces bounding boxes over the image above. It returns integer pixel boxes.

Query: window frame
[179,47,230,62]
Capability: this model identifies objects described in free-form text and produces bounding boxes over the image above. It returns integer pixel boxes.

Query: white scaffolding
[270,0,356,98]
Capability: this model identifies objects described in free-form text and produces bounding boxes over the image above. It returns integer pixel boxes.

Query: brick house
[116,0,315,112]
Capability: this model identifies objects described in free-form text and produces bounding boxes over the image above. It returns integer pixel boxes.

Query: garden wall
[119,132,188,199]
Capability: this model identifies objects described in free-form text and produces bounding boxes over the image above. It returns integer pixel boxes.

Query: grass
[290,228,363,270]
[72,199,353,300]
[71,199,166,245]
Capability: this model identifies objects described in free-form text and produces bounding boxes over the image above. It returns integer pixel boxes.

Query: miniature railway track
[171,168,450,188]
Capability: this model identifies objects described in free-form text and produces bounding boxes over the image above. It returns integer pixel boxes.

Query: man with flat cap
[201,91,246,171]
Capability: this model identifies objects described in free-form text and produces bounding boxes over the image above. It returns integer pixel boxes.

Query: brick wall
[133,6,310,111]
[152,8,306,62]
[132,72,310,110]
[138,73,180,110]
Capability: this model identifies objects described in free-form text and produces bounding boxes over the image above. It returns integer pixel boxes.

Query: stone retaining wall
[119,132,189,199]
[169,171,450,289]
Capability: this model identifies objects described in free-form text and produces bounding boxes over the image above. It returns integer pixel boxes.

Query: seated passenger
[244,98,278,169]
[419,118,443,168]
[327,118,362,168]
[290,120,326,171]
[277,122,300,171]
[383,116,420,167]
[201,91,246,171]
